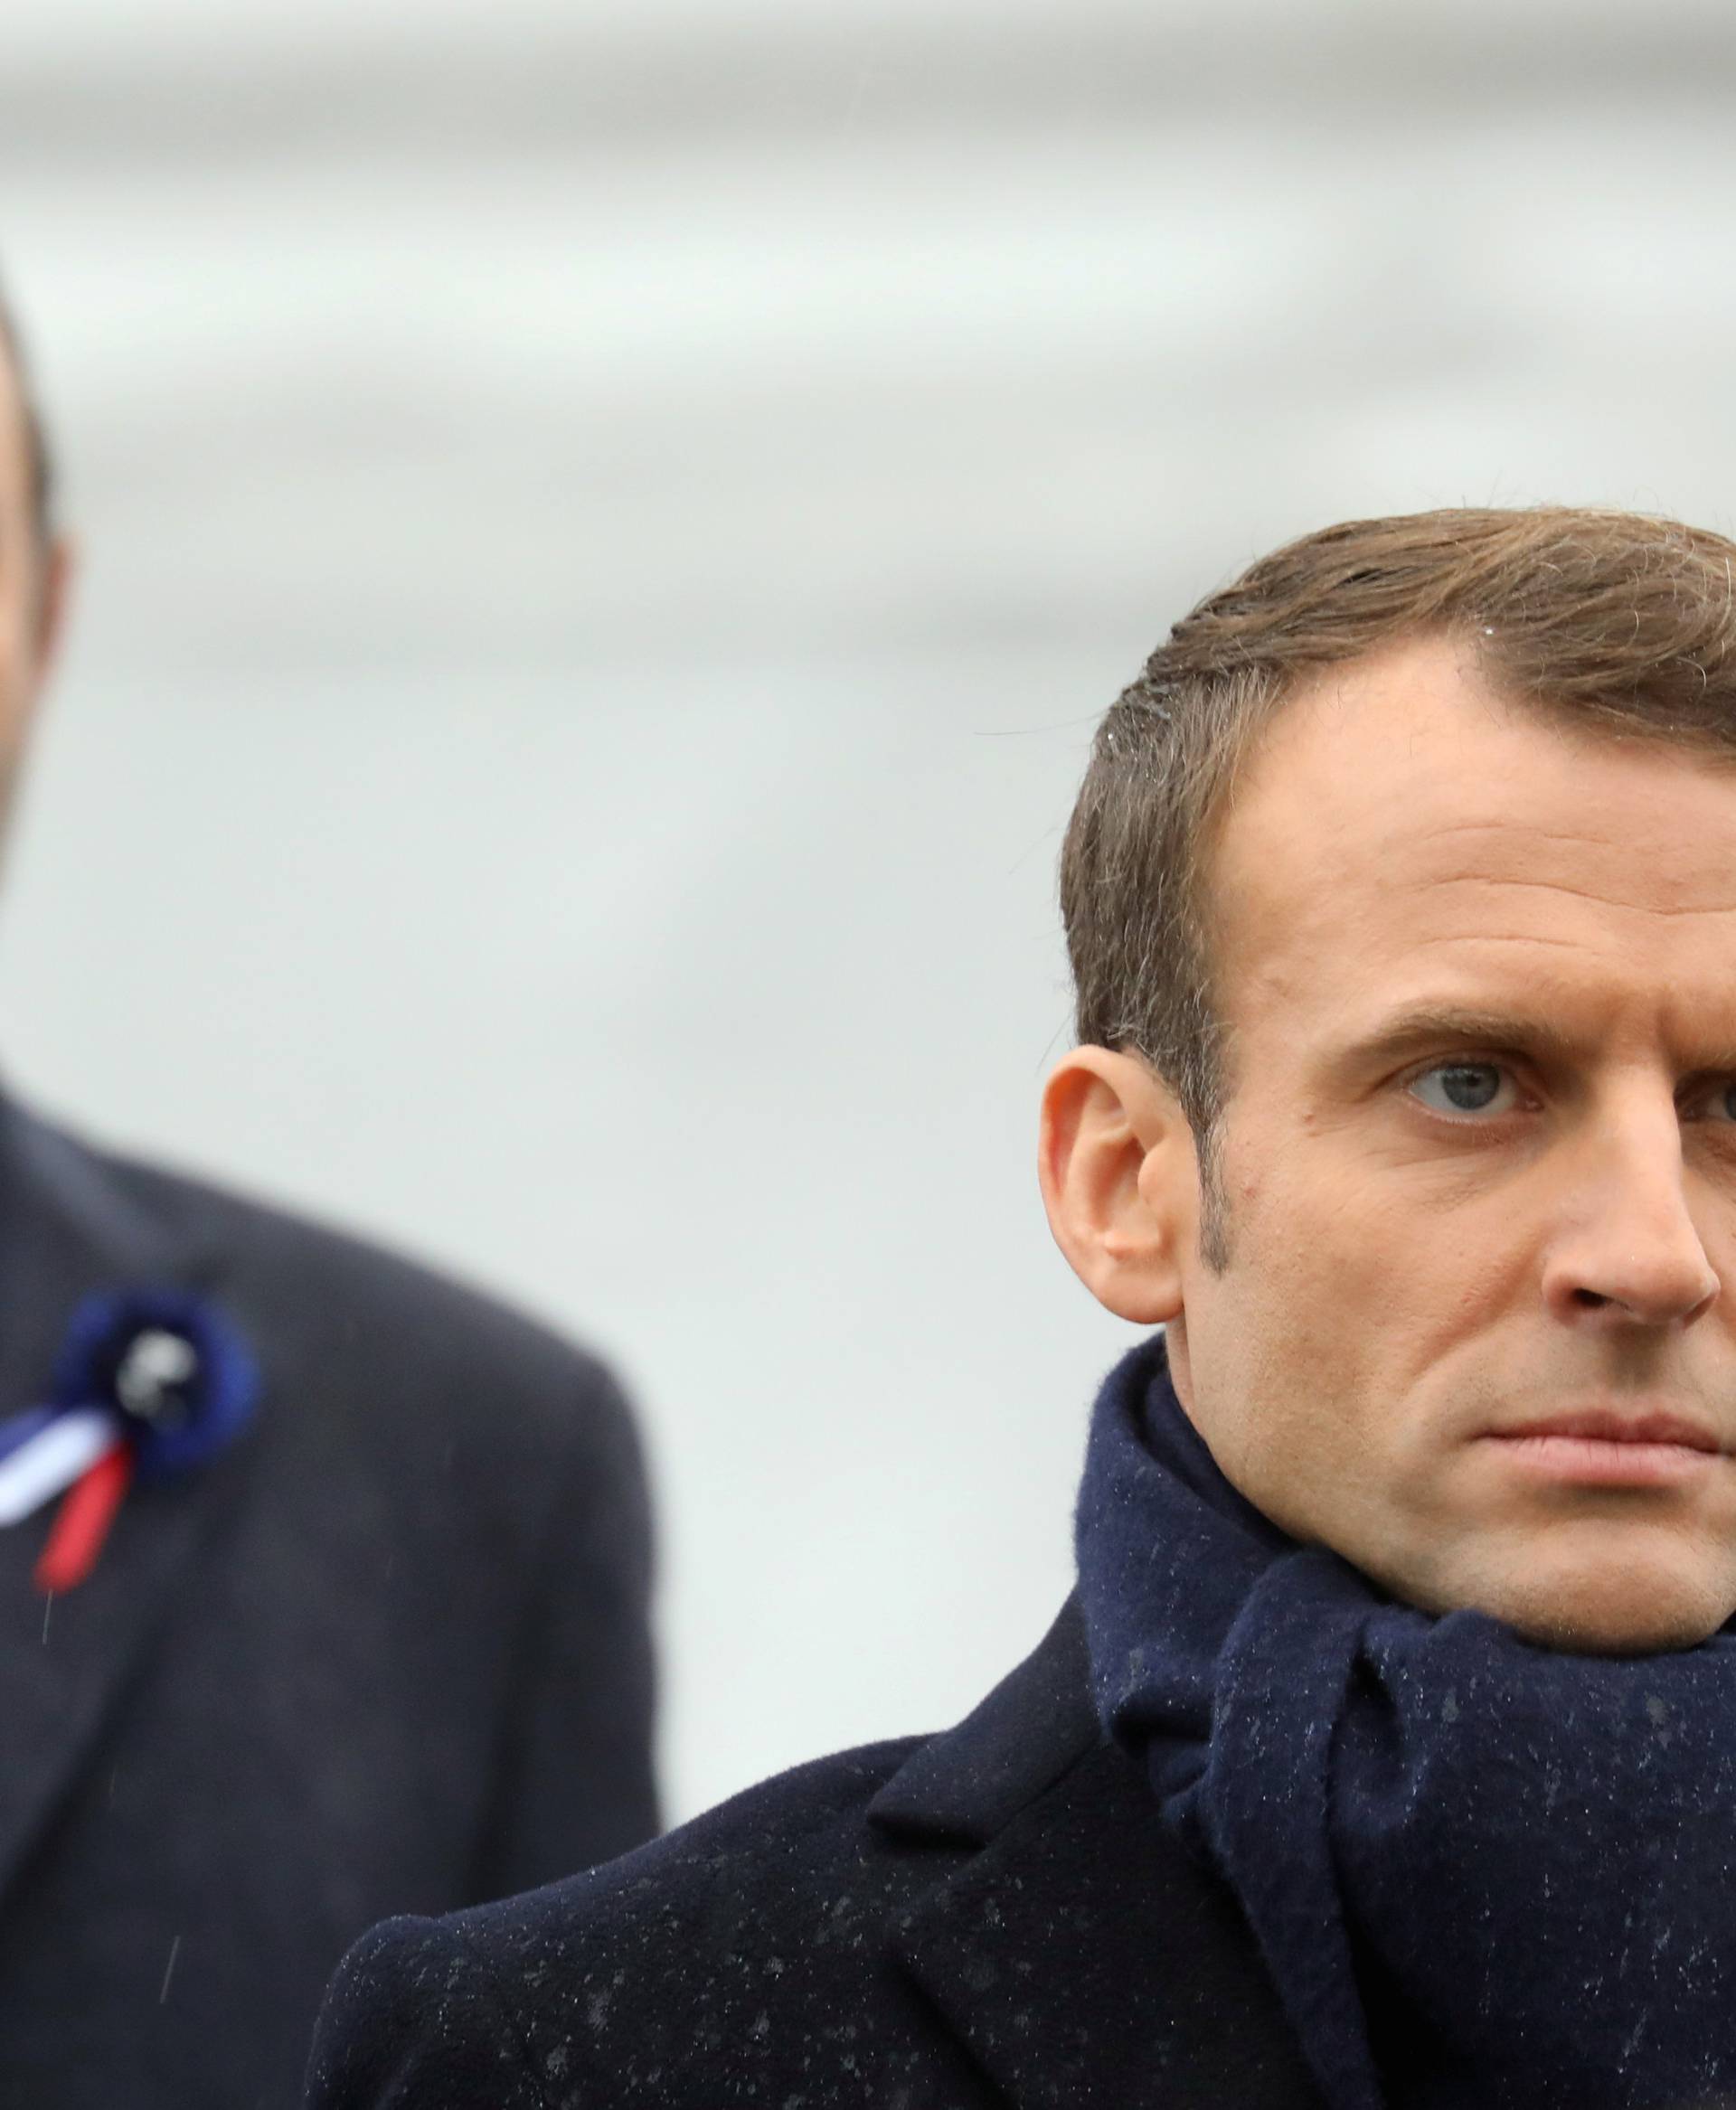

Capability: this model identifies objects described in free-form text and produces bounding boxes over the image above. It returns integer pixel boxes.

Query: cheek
[1203,1174,1530,1500]
[1232,1159,1409,1327]
[1241,1138,1531,1333]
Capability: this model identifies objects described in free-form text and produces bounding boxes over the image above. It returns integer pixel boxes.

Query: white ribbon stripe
[0,1408,119,1527]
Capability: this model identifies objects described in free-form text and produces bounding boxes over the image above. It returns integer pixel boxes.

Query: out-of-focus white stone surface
[0,0,1732,1818]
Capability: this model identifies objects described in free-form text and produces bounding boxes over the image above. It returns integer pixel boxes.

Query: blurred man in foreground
[313,505,1736,2110]
[0,294,656,2108]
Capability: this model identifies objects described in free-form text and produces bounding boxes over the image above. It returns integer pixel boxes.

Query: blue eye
[1409,1062,1515,1116]
[1692,1083,1736,1125]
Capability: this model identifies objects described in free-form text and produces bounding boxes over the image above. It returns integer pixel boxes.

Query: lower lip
[1486,1434,1721,1488]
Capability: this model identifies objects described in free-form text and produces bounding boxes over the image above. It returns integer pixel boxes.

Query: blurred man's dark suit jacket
[309,1601,1324,2110]
[0,1097,657,2110]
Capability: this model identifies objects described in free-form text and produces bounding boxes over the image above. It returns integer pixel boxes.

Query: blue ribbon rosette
[0,1287,258,1592]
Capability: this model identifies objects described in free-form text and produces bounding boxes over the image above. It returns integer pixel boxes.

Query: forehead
[1210,636,1736,1056]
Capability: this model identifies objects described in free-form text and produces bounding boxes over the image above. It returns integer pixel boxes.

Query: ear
[1038,1047,1195,1323]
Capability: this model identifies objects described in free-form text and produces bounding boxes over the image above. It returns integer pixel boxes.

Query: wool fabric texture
[1074,1332,1736,2110]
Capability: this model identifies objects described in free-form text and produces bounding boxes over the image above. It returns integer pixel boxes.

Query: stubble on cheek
[1203,1162,1462,1559]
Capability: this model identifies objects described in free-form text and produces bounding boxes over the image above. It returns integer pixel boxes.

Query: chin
[1472,1548,1736,1656]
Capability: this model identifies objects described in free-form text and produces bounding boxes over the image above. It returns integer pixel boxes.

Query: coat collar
[0,1097,244,1904]
[869,1600,1326,2110]
[867,1599,1101,1844]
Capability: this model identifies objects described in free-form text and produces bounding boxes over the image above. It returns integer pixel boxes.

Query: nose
[1541,1097,1721,1331]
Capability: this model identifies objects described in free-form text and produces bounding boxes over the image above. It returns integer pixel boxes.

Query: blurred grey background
[0,0,1730,1819]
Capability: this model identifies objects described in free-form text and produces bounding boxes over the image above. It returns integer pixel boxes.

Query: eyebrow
[1340,1005,1587,1075]
[1341,1004,1736,1080]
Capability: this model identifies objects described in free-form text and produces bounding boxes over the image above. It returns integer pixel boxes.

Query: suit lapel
[873,1605,1325,2110]
[0,1100,245,1904]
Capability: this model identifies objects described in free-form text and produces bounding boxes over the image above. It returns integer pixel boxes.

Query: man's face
[1168,634,1736,1652]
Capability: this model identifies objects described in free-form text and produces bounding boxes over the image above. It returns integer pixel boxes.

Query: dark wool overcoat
[308,1601,1326,2110]
[0,1096,657,2110]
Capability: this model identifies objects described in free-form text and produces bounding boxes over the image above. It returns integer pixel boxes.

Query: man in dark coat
[0,304,657,2105]
[309,1597,1313,2109]
[313,506,1736,2110]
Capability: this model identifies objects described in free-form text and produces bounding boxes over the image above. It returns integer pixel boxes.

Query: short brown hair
[1060,506,1736,1144]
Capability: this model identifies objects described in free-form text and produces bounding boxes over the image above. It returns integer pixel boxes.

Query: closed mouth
[1490,1410,1721,1453]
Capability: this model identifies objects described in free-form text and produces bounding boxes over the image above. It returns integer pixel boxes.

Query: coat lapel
[0,1099,246,1904]
[872,1603,1326,2110]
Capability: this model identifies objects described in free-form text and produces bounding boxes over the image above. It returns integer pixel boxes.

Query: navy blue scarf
[1074,1333,1736,2110]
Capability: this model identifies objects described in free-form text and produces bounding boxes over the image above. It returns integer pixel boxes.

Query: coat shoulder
[310,1735,969,2108]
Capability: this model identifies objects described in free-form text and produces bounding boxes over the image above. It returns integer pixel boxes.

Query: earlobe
[1038,1048,1192,1323]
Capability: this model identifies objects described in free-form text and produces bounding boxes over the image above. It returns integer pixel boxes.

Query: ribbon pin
[0,1288,259,1594]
